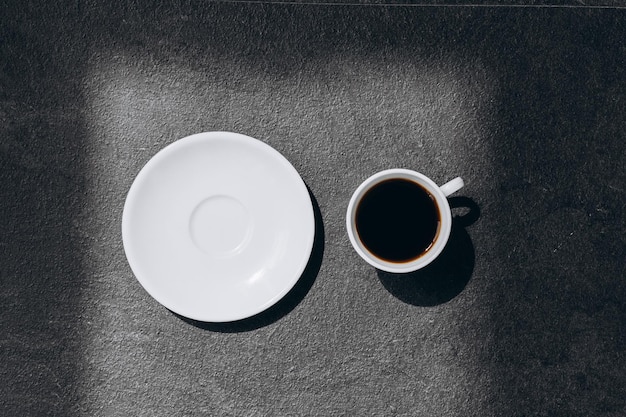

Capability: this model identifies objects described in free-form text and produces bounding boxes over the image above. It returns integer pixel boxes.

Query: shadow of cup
[377,196,479,306]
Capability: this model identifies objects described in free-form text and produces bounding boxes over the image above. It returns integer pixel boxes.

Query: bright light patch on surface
[80,48,497,415]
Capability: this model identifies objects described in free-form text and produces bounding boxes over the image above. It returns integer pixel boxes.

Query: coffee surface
[355,178,440,263]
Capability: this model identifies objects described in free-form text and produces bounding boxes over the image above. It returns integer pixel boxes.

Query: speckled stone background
[1,1,625,416]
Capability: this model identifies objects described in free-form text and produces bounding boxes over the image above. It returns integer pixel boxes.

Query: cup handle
[439,177,464,197]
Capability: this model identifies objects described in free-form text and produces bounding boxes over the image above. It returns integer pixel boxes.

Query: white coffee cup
[346,169,464,273]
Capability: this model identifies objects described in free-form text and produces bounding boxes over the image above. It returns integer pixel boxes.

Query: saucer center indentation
[189,195,250,256]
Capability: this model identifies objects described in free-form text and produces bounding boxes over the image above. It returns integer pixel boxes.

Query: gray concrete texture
[1,2,625,416]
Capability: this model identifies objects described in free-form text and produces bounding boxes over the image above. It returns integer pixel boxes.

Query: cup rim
[346,169,453,273]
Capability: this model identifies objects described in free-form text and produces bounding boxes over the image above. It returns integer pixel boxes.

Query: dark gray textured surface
[236,0,626,7]
[1,2,625,416]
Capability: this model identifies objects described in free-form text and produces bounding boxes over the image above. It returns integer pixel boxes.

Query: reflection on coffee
[355,178,440,263]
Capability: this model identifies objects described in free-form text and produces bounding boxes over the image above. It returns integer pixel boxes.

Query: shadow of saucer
[377,197,479,306]
[175,186,324,332]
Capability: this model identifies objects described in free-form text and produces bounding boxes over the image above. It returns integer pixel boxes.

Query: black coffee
[355,178,440,263]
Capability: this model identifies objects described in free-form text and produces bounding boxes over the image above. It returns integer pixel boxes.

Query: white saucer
[122,132,315,322]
